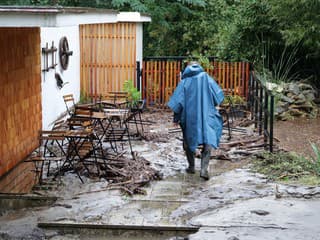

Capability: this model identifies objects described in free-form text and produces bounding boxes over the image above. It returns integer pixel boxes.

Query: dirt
[274,117,320,158]
[1,109,320,240]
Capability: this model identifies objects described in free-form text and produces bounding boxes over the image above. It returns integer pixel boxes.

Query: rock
[280,95,295,104]
[296,103,315,113]
[277,101,289,108]
[287,108,304,116]
[277,112,295,121]
[250,209,270,216]
[295,93,306,101]
[298,82,314,91]
[274,82,319,120]
[313,98,320,104]
[288,83,300,95]
[303,90,316,101]
[228,237,240,240]
[275,106,287,115]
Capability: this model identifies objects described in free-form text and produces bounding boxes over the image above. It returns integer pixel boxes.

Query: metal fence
[248,71,275,152]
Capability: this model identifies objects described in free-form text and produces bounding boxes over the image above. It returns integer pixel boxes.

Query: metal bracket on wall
[42,41,57,72]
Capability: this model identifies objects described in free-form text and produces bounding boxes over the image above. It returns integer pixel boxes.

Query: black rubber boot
[184,141,195,174]
[200,144,211,180]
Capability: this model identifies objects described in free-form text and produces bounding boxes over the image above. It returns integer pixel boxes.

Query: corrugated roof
[0,5,118,14]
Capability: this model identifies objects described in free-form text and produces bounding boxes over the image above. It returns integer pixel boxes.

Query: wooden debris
[103,153,162,195]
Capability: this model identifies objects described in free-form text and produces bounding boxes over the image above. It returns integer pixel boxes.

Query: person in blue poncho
[167,61,224,180]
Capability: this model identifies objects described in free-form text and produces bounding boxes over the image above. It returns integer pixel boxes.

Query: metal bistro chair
[126,99,147,139]
[103,108,135,158]
[65,111,108,181]
[63,94,97,117]
[99,91,129,109]
[218,94,236,140]
[25,130,67,184]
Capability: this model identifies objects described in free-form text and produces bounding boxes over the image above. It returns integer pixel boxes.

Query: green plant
[256,41,300,85]
[225,94,245,105]
[310,142,320,175]
[79,91,90,104]
[184,53,214,71]
[122,80,141,107]
[252,143,320,185]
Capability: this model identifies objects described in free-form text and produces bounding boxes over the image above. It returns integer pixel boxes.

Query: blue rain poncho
[167,64,224,152]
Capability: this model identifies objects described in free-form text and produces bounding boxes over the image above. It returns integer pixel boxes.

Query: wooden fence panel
[0,28,41,187]
[142,59,250,106]
[80,23,137,100]
[142,60,183,106]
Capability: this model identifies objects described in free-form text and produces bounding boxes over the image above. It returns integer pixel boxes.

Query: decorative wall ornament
[55,73,68,89]
[42,41,57,72]
[59,36,73,70]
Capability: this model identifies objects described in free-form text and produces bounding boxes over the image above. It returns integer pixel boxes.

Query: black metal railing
[248,71,275,152]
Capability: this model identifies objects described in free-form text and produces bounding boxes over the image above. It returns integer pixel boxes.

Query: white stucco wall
[37,11,150,130]
[41,26,80,130]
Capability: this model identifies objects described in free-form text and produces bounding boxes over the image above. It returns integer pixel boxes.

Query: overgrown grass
[255,40,300,85]
[252,143,320,185]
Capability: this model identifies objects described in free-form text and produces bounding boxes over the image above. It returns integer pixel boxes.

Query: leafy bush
[122,80,141,107]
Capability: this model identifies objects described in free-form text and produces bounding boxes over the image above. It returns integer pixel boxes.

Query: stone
[288,83,300,95]
[228,237,240,240]
[298,82,314,91]
[303,90,316,101]
[250,209,270,216]
[280,95,295,104]
[287,109,304,116]
[277,112,295,121]
[275,106,287,115]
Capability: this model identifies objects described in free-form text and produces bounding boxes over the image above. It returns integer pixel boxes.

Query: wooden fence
[80,22,137,101]
[0,27,41,192]
[141,58,250,106]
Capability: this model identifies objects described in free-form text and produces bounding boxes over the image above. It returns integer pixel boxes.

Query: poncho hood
[182,64,204,79]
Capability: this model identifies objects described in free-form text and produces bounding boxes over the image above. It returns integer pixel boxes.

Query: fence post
[270,95,274,152]
[136,61,141,92]
[264,90,269,150]
[259,84,263,135]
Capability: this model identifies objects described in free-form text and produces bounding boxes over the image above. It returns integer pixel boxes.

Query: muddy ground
[274,117,320,158]
[1,109,320,240]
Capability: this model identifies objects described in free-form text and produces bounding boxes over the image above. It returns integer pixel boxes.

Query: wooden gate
[80,23,137,100]
[142,58,250,106]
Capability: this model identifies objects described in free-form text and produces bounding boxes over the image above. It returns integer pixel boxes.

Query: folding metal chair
[99,91,129,109]
[103,109,135,158]
[25,130,67,184]
[63,94,97,117]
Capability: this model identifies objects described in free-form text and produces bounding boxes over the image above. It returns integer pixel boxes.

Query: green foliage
[252,144,320,185]
[122,80,140,107]
[269,0,320,56]
[184,54,214,71]
[4,0,319,88]
[255,42,300,84]
[310,142,320,175]
[224,95,245,105]
[79,91,90,104]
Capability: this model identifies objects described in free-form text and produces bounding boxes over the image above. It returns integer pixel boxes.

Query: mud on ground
[1,108,320,240]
